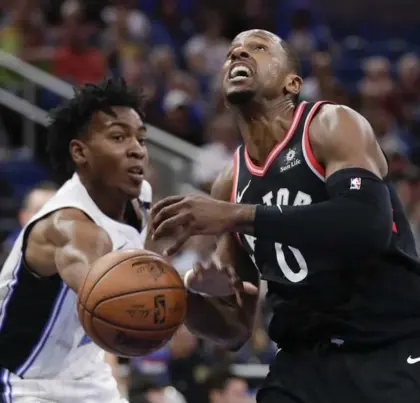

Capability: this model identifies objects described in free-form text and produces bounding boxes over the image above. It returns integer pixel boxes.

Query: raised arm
[25,209,113,292]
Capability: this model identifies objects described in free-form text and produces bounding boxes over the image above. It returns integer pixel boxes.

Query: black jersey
[232,101,420,347]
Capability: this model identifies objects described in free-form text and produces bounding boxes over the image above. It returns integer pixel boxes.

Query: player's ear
[284,73,303,100]
[69,139,88,166]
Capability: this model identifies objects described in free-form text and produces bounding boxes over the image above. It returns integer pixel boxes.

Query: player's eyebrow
[107,121,147,132]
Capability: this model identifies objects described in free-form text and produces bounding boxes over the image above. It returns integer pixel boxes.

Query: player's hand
[185,256,258,306]
[150,194,234,255]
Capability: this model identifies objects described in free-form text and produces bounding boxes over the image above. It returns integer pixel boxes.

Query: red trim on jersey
[244,101,307,177]
[302,101,329,179]
[392,221,398,233]
[391,209,398,233]
[230,148,243,245]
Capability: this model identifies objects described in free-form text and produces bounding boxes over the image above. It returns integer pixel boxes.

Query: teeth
[230,65,251,78]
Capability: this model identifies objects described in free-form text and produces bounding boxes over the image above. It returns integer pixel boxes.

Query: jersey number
[244,234,308,283]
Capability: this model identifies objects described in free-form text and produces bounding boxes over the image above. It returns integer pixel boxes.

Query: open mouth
[127,167,144,179]
[229,64,252,82]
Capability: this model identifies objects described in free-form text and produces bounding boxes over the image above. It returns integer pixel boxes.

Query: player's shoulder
[311,104,372,136]
[309,103,375,152]
[29,208,94,245]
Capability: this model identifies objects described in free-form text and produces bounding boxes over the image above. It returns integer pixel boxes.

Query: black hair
[47,78,145,184]
[280,41,302,105]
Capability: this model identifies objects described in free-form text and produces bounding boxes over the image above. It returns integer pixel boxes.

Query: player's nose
[127,137,146,159]
[231,46,250,61]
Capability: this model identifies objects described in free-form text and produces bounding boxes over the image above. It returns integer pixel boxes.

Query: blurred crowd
[1,0,420,402]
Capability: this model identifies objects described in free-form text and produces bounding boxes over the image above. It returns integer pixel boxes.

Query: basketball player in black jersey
[150,30,420,403]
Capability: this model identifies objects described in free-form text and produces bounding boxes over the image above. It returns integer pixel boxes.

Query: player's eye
[112,133,125,142]
[137,137,146,146]
[255,44,267,51]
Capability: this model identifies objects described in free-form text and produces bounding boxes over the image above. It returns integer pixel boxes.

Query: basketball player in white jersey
[0,78,151,402]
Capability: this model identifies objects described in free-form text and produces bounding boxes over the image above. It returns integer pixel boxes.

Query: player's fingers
[234,287,243,307]
[164,230,191,256]
[153,212,190,240]
[150,196,184,219]
[152,200,186,231]
[224,265,240,284]
[242,282,259,295]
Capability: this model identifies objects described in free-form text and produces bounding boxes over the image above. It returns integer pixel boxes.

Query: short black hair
[47,78,145,184]
[281,41,301,76]
[280,41,301,105]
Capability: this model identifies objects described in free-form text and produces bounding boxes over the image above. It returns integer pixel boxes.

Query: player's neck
[235,98,295,165]
[79,176,127,221]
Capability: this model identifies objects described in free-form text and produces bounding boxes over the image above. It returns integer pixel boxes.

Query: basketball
[77,249,187,357]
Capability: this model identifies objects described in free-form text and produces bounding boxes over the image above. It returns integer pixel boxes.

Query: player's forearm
[229,168,393,258]
[57,262,91,293]
[185,291,257,350]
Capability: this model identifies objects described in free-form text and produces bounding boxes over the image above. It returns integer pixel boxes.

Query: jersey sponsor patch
[349,177,361,190]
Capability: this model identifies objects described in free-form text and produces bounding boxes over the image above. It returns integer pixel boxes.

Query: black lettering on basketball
[132,262,149,275]
[126,304,150,319]
[149,263,165,281]
[153,294,166,324]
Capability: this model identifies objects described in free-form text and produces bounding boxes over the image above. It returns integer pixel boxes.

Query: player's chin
[123,177,143,198]
[225,85,256,105]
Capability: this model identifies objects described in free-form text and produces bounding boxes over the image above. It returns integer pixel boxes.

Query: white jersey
[0,173,152,402]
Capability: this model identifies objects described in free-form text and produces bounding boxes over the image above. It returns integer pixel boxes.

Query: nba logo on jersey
[350,177,361,190]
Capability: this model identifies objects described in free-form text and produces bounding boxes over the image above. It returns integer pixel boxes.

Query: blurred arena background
[1,0,420,402]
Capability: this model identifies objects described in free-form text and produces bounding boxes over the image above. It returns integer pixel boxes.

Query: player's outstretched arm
[151,104,392,259]
[147,164,260,350]
[183,164,260,350]
[25,209,112,292]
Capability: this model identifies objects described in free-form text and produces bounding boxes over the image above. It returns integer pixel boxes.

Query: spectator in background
[150,45,177,88]
[396,53,420,117]
[102,0,150,44]
[2,181,57,253]
[396,53,420,159]
[287,7,333,60]
[363,106,411,158]
[123,60,161,125]
[149,0,194,51]
[129,379,187,403]
[204,370,249,403]
[184,9,230,77]
[52,0,105,85]
[358,56,395,111]
[300,51,348,104]
[166,70,204,108]
[193,113,239,193]
[0,0,49,89]
[102,0,150,74]
[162,89,204,146]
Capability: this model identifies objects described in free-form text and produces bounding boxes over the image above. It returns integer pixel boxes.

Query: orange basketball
[77,249,187,357]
